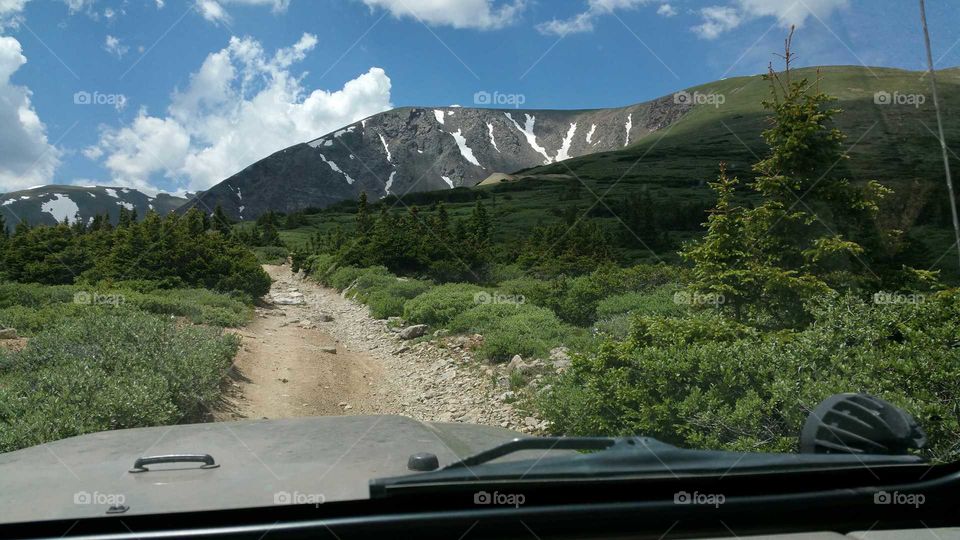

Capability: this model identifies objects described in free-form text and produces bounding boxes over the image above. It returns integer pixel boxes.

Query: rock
[506,354,524,373]
[523,416,539,428]
[319,346,337,354]
[393,345,411,355]
[0,328,17,340]
[272,293,305,305]
[338,402,347,407]
[496,376,510,389]
[399,324,428,340]
[344,405,353,410]
[550,347,572,370]
[499,391,515,401]
[315,313,334,322]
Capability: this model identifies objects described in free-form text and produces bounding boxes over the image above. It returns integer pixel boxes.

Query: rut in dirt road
[215,264,547,434]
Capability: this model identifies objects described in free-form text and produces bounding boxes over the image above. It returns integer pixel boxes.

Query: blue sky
[0,0,957,195]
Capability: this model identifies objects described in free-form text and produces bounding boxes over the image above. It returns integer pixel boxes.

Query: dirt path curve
[214,265,384,420]
[215,264,538,433]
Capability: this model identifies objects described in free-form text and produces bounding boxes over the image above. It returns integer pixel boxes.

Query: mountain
[181,98,694,219]
[526,66,960,195]
[0,186,187,231]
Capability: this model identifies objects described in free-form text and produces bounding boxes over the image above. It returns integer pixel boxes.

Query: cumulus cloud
[103,35,128,59]
[692,6,741,39]
[85,33,393,193]
[656,3,676,17]
[359,0,525,30]
[194,0,291,24]
[0,36,61,192]
[536,0,656,36]
[0,0,28,28]
[693,0,849,39]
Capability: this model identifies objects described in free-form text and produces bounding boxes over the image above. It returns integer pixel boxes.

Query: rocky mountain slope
[0,186,186,231]
[182,96,693,219]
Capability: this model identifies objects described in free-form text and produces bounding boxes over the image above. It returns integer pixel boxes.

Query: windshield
[0,0,957,526]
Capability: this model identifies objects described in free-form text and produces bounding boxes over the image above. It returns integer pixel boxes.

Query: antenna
[919,0,960,271]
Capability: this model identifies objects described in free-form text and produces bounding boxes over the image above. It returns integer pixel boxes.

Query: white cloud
[656,3,676,17]
[0,0,28,28]
[195,0,230,24]
[693,0,849,39]
[359,0,525,30]
[103,35,128,59]
[692,6,741,39]
[155,0,164,8]
[194,0,291,24]
[0,36,61,192]
[86,33,393,193]
[536,0,654,36]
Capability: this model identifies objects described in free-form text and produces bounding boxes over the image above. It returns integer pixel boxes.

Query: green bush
[325,266,391,291]
[360,279,433,319]
[541,291,960,462]
[251,246,288,264]
[0,310,240,453]
[448,303,577,362]
[403,283,486,326]
[596,285,687,320]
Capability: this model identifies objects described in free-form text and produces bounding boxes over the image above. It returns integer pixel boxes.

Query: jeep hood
[0,415,525,525]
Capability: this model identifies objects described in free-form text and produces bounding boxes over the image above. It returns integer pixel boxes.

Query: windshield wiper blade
[443,437,615,470]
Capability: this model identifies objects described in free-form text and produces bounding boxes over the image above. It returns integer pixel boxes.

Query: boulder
[319,345,337,354]
[399,324,428,340]
[0,328,17,340]
[506,354,524,373]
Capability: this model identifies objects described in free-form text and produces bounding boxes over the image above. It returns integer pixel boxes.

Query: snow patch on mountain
[118,201,135,211]
[441,175,454,189]
[451,129,482,168]
[624,114,633,146]
[487,123,500,153]
[586,123,597,144]
[334,126,356,138]
[434,110,445,124]
[105,189,119,198]
[385,171,396,195]
[556,123,577,162]
[378,133,392,162]
[40,194,80,222]
[505,113,551,165]
[317,153,355,185]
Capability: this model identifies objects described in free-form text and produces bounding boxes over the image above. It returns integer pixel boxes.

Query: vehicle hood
[0,415,525,525]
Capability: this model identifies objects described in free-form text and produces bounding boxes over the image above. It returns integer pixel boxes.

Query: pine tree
[355,192,372,238]
[212,205,232,236]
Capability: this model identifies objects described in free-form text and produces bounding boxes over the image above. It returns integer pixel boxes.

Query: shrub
[361,279,433,319]
[0,310,240,453]
[540,291,960,462]
[403,283,486,326]
[448,303,576,362]
[596,285,687,320]
[251,246,288,265]
[325,266,391,291]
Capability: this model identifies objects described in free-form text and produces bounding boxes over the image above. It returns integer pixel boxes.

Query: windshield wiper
[370,436,925,498]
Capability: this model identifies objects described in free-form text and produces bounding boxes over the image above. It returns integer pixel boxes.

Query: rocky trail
[215,264,561,433]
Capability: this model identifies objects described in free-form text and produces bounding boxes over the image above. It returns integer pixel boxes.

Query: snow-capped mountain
[0,186,187,231]
[183,94,692,219]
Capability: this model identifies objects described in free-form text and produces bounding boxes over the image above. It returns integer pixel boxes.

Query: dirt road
[214,264,540,432]
[215,265,384,420]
